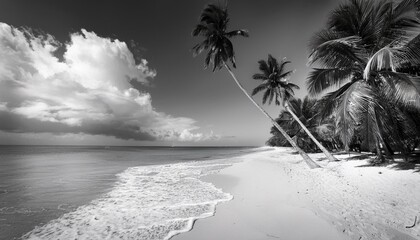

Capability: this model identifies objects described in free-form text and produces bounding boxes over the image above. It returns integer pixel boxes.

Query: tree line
[192,0,420,167]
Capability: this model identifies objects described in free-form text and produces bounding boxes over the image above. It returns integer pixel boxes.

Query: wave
[20,160,234,240]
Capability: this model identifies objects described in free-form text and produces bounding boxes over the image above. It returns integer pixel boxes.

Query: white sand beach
[174,147,420,240]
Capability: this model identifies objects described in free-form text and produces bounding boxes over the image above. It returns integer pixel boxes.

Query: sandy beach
[174,147,420,240]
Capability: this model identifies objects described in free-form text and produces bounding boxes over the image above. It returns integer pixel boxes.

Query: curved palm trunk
[284,103,338,162]
[224,63,321,169]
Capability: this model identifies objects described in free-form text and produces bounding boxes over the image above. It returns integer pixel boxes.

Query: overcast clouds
[0,23,219,143]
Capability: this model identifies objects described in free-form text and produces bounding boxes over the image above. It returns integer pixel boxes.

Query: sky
[0,0,341,146]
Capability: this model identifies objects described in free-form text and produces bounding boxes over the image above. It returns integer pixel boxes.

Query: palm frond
[318,81,355,119]
[327,0,371,35]
[395,34,420,66]
[222,38,236,68]
[391,0,420,29]
[379,71,420,109]
[363,46,397,79]
[268,54,279,72]
[252,73,267,80]
[268,89,275,105]
[307,67,353,96]
[286,82,300,90]
[309,35,362,68]
[226,29,249,38]
[262,89,270,104]
[336,81,374,149]
[204,49,214,69]
[278,70,294,81]
[257,59,271,76]
[252,83,268,96]
[283,88,293,103]
[192,39,210,57]
[192,24,209,37]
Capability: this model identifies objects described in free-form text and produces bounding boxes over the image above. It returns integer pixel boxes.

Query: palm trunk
[223,63,320,169]
[373,107,393,160]
[284,103,338,162]
[374,136,385,164]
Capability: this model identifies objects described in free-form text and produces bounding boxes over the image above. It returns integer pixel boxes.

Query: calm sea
[0,146,258,240]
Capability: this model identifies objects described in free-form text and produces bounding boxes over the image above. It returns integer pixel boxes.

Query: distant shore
[174,147,420,240]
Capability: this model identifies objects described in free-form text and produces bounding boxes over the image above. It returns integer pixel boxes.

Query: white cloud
[0,23,217,142]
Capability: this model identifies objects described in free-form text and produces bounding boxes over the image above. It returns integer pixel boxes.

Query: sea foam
[20,160,234,240]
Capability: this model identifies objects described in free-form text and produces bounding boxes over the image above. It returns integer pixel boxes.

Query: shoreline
[173,147,348,240]
[173,147,420,240]
[4,146,257,240]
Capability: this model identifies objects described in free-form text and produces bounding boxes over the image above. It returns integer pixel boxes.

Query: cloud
[0,23,218,142]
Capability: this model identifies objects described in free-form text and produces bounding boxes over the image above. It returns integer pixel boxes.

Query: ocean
[0,146,258,240]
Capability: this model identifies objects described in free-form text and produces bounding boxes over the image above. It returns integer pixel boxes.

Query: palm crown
[252,54,299,105]
[308,0,420,104]
[307,0,420,151]
[192,4,249,71]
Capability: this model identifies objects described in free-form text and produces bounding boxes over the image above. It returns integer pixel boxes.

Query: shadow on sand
[353,152,420,173]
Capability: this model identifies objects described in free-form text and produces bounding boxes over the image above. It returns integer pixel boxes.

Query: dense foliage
[266,97,340,153]
[306,0,420,161]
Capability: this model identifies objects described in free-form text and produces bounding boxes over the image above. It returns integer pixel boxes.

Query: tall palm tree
[192,4,320,168]
[252,55,337,161]
[307,0,420,162]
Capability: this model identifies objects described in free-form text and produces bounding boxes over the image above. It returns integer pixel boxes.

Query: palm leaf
[336,81,374,149]
[278,59,291,74]
[395,34,420,66]
[252,73,267,80]
[278,70,294,81]
[286,82,300,90]
[309,35,362,68]
[252,83,268,96]
[318,81,355,119]
[226,29,249,38]
[363,46,397,79]
[257,59,271,76]
[379,71,420,109]
[262,89,270,104]
[268,54,279,72]
[307,68,353,96]
[268,89,275,105]
[192,39,210,57]
[391,0,420,29]
[192,24,209,37]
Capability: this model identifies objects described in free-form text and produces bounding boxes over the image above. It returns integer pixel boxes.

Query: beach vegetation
[252,55,337,161]
[266,97,341,153]
[192,3,321,168]
[307,0,420,163]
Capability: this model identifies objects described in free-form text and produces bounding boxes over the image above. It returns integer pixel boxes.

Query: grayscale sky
[0,0,341,146]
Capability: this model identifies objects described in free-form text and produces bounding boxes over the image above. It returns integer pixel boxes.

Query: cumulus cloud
[0,23,218,142]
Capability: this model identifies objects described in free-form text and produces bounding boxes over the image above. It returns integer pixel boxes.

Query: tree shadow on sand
[354,153,420,173]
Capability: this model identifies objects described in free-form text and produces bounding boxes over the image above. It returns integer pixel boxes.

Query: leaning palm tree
[268,97,339,152]
[307,0,420,162]
[192,4,320,168]
[252,55,337,161]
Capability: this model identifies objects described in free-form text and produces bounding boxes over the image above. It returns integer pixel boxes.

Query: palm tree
[252,55,338,161]
[267,97,339,152]
[307,0,420,162]
[192,4,320,168]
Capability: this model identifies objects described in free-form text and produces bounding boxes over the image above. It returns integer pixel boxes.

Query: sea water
[0,146,256,240]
